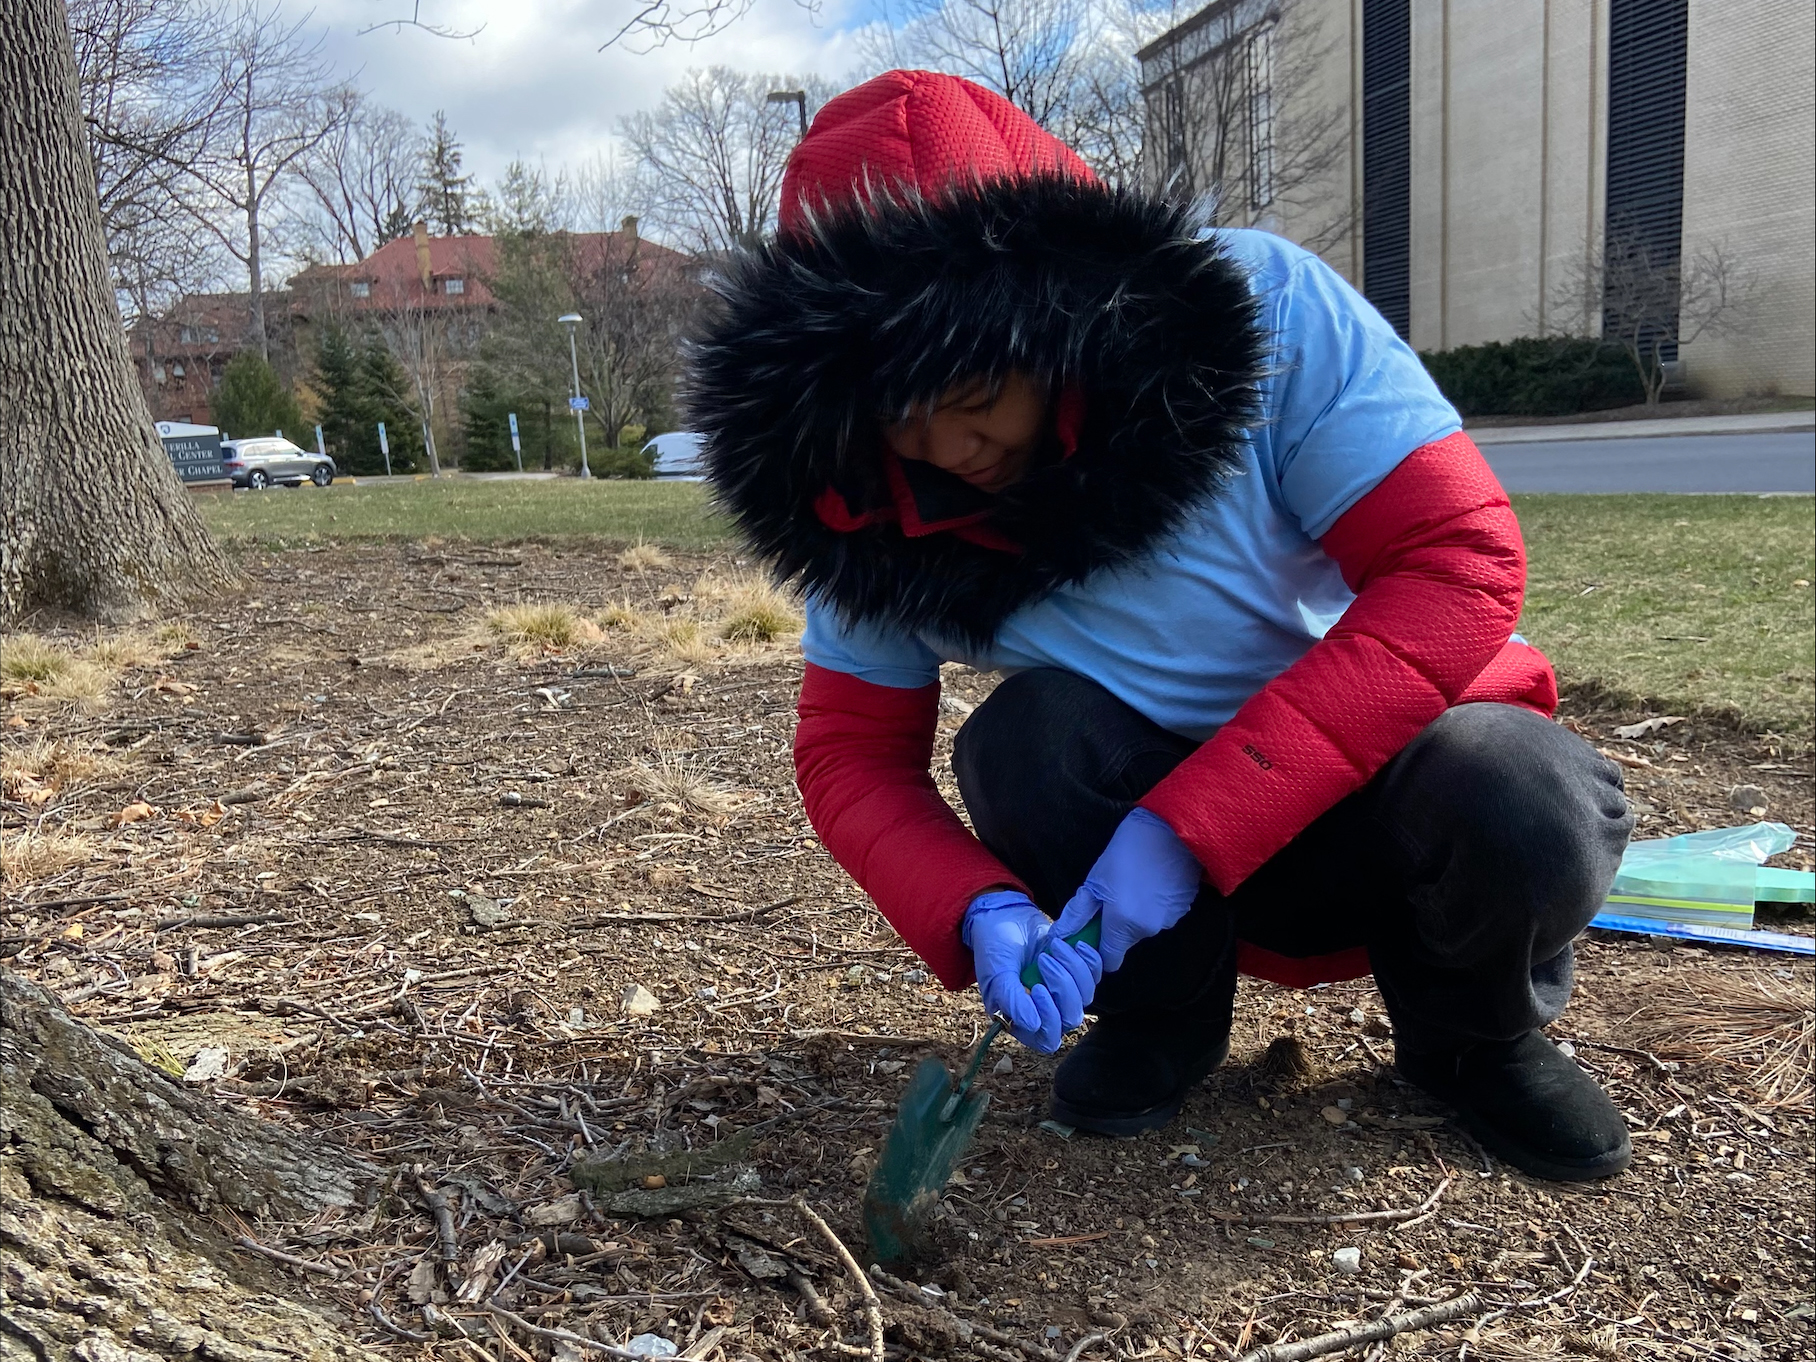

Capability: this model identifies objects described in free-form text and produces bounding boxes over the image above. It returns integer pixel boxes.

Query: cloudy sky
[309,0,886,183]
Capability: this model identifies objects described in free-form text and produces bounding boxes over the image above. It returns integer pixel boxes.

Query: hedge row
[1419,337,1644,417]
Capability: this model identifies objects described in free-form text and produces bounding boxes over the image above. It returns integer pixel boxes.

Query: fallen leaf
[525,1193,585,1226]
[111,800,158,827]
[182,1047,230,1083]
[1321,1105,1351,1126]
[1612,716,1684,740]
[154,677,196,697]
[406,1256,440,1305]
[456,1238,508,1304]
[171,800,228,829]
[1598,747,1652,769]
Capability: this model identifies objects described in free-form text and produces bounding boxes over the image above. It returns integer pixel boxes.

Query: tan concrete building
[1140,0,1814,398]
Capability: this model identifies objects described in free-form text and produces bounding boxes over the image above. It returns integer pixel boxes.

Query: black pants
[951,670,1633,1052]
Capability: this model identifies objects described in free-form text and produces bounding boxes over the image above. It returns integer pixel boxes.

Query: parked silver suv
[220,437,336,490]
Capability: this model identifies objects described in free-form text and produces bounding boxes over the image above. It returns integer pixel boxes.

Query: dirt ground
[4,542,1812,1362]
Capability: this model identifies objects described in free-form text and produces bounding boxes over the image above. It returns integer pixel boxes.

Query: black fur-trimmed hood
[684,177,1267,648]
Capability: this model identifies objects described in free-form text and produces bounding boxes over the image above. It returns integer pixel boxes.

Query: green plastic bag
[1604,822,1799,928]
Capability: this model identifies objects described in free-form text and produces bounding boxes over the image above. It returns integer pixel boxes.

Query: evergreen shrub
[1418,337,1644,417]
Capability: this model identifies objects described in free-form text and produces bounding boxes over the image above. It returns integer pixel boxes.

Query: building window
[1163,76,1191,195]
[1362,0,1412,340]
[350,280,371,298]
[177,325,218,344]
[1605,0,1689,358]
[1245,23,1276,212]
[443,277,465,295]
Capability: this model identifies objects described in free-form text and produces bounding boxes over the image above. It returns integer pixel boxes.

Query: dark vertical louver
[1362,0,1412,339]
[1605,0,1689,358]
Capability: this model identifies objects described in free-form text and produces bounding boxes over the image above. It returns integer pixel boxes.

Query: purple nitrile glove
[1054,807,1203,974]
[962,890,1102,1054]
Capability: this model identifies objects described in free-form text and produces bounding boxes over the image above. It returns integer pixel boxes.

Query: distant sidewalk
[1470,410,1815,445]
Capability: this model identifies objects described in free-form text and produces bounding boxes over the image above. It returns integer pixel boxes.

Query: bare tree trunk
[0,0,235,627]
[247,155,269,361]
[1,971,382,1358]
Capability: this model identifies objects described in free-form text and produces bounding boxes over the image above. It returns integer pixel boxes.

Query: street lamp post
[766,89,808,139]
[558,312,591,480]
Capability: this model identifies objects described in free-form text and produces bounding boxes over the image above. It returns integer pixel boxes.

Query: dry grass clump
[1634,970,1814,1109]
[717,579,802,644]
[0,634,114,705]
[486,603,603,655]
[85,628,187,671]
[383,633,491,672]
[599,600,643,630]
[620,754,755,819]
[3,635,74,684]
[655,619,716,667]
[1254,1034,1323,1087]
[1,737,126,808]
[1,825,98,882]
[617,542,673,572]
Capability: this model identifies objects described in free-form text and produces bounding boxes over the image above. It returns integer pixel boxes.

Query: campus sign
[156,421,226,484]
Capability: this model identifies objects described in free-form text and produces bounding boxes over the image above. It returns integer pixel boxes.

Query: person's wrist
[1125,806,1180,840]
[962,887,1028,948]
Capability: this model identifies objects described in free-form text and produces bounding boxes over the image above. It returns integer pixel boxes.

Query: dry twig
[795,1196,886,1362]
[1209,1178,1451,1227]
[1235,1292,1483,1362]
[233,1234,338,1277]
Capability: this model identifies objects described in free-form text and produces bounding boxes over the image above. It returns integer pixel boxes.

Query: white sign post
[315,425,325,455]
[508,411,522,472]
[377,421,392,477]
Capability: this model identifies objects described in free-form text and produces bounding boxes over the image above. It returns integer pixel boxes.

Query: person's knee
[952,668,1124,798]
[1396,705,1633,913]
[954,670,1061,801]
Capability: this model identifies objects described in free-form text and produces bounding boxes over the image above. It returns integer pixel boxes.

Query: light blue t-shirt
[800,230,1462,742]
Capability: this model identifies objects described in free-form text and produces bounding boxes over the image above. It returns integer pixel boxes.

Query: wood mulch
[4,542,1811,1361]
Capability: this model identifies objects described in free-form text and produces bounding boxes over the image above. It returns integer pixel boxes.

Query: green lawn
[199,480,1814,734]
[1515,494,1814,735]
[198,476,731,552]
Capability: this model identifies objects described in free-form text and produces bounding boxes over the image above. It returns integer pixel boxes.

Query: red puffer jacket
[793,432,1557,992]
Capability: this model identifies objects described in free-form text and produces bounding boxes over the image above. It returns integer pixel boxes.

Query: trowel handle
[1018,916,1101,989]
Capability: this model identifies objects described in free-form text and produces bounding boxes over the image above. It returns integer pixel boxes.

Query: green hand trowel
[862,917,1101,1269]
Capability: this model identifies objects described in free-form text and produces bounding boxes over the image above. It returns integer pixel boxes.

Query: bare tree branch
[1139,0,1352,251]
[171,1,353,359]
[1554,231,1757,406]
[292,92,427,264]
[622,67,835,254]
[358,0,484,40]
[68,0,235,321]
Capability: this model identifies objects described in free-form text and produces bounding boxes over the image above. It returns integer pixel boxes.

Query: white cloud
[309,0,877,182]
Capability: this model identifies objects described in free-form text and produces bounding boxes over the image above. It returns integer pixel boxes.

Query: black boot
[1396,1031,1632,1181]
[1050,1008,1231,1137]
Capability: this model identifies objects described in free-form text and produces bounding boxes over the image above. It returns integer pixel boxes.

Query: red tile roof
[296,229,690,312]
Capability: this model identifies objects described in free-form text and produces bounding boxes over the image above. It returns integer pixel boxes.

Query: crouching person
[687,70,1635,1181]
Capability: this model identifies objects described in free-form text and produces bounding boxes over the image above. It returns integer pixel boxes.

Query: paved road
[1481,430,1815,493]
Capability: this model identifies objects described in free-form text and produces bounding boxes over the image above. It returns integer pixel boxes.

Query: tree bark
[248,150,269,362]
[1,970,382,1359]
[0,0,236,627]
